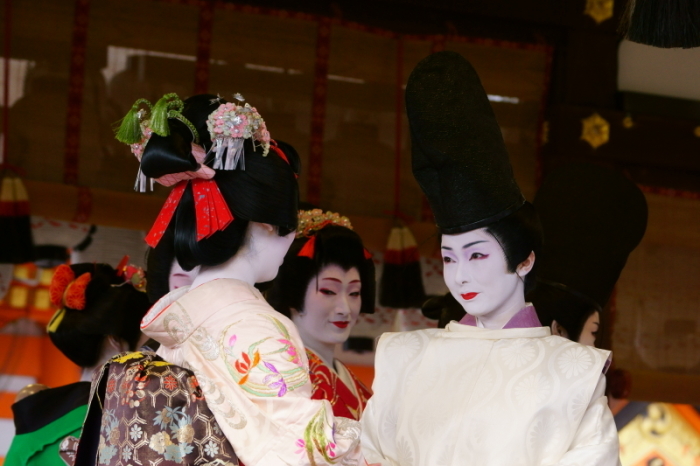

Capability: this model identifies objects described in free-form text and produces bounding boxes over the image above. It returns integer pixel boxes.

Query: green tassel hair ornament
[148,93,200,144]
[114,98,153,145]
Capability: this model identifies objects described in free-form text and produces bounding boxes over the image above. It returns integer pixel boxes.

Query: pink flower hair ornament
[206,94,271,171]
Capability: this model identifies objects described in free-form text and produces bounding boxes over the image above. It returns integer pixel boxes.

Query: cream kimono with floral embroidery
[141,279,364,466]
[361,323,620,466]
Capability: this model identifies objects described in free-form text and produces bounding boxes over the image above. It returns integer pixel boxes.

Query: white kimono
[361,322,620,466]
[141,279,364,466]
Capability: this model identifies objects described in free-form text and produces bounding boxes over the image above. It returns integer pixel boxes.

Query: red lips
[332,321,349,328]
[461,292,479,301]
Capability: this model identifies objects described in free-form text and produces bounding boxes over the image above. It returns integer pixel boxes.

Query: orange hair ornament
[49,264,91,310]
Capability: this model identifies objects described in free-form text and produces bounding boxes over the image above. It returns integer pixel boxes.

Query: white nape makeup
[292,264,362,367]
[168,259,198,291]
[441,227,533,330]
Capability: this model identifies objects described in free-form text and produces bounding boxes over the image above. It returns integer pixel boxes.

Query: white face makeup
[441,228,530,328]
[292,264,362,351]
[168,259,198,291]
[578,311,600,347]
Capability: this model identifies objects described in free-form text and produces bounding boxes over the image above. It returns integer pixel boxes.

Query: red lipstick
[332,321,349,329]
[461,292,479,301]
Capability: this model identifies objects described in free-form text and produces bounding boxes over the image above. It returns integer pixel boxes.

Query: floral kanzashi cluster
[129,122,152,161]
[296,209,353,239]
[206,98,271,170]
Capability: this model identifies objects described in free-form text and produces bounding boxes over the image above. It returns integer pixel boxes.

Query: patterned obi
[76,350,239,466]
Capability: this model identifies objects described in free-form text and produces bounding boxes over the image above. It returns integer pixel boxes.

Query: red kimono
[306,349,372,420]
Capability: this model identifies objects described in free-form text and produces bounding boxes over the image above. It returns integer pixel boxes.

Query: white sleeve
[553,374,621,466]
[360,334,400,466]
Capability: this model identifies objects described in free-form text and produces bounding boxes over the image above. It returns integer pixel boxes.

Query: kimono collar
[458,303,541,329]
[140,278,263,348]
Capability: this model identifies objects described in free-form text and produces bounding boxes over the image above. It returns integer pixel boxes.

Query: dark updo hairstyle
[140,94,300,271]
[266,225,376,318]
[483,201,542,294]
[47,263,151,367]
[527,283,599,342]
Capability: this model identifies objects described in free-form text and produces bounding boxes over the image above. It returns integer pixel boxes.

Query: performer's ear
[516,251,535,277]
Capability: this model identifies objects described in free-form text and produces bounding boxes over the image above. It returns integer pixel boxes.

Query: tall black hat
[533,163,648,311]
[406,51,524,234]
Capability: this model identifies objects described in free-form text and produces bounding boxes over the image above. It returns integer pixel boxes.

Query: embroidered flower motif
[263,361,289,397]
[108,426,120,445]
[129,424,142,441]
[149,431,172,454]
[164,442,193,462]
[154,406,179,428]
[278,339,301,365]
[234,350,261,385]
[174,419,195,443]
[213,423,222,436]
[98,443,117,465]
[163,374,178,391]
[121,445,132,461]
[106,378,116,394]
[514,373,552,407]
[204,440,220,457]
[501,341,536,369]
[326,441,337,458]
[557,346,592,378]
[295,439,306,455]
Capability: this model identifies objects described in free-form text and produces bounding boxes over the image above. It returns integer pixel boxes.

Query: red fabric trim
[384,247,419,265]
[63,0,91,185]
[193,0,214,94]
[307,18,331,206]
[297,236,316,258]
[145,182,188,247]
[363,248,372,260]
[0,201,30,216]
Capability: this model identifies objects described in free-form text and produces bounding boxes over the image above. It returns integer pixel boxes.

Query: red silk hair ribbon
[297,236,316,258]
[144,179,234,248]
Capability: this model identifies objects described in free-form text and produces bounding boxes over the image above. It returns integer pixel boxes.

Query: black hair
[140,94,300,271]
[421,292,466,329]
[47,263,151,367]
[484,201,542,294]
[266,225,376,317]
[145,224,175,303]
[528,283,598,342]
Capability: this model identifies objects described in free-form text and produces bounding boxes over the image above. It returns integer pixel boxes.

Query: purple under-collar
[458,304,541,329]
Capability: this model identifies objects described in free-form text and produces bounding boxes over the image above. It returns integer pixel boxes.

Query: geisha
[82,93,365,466]
[266,210,375,420]
[360,52,620,466]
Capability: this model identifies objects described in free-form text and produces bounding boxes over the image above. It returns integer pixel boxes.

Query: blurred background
[0,0,699,464]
